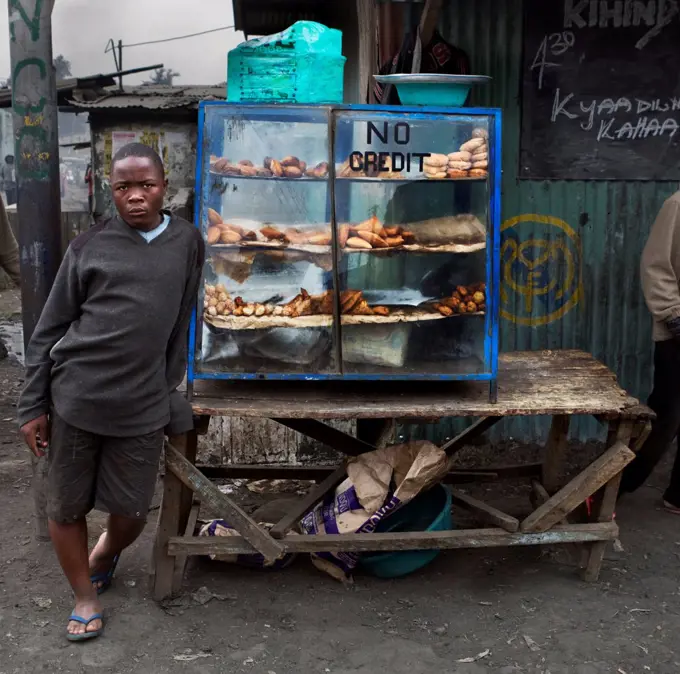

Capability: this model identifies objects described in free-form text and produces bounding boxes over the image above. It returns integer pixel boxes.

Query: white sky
[0,0,246,85]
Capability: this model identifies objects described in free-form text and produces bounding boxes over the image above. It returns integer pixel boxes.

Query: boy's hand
[20,415,49,458]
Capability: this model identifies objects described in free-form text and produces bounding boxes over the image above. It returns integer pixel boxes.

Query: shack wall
[422,0,677,445]
[89,116,197,218]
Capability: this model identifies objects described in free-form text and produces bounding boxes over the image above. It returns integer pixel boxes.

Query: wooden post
[582,421,634,581]
[356,0,377,103]
[152,435,187,601]
[8,0,62,542]
[542,415,570,493]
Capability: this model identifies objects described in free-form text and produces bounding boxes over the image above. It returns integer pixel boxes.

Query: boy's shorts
[47,411,164,523]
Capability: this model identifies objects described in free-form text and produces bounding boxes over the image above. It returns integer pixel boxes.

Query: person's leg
[47,413,102,636]
[620,340,680,496]
[89,429,165,585]
[49,520,102,635]
[663,434,680,507]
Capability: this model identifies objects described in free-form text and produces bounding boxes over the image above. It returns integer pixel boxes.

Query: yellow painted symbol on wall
[500,214,583,327]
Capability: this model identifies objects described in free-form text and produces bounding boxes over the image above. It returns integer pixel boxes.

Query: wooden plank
[172,503,200,595]
[168,522,618,556]
[153,435,188,601]
[531,479,550,505]
[272,418,376,456]
[191,351,646,419]
[165,442,285,562]
[440,416,502,456]
[582,421,634,582]
[631,421,652,452]
[196,462,543,483]
[270,465,346,539]
[542,415,570,493]
[530,479,571,525]
[451,489,520,532]
[521,441,635,533]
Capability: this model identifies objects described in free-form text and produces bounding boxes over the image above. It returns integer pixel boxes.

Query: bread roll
[447,169,469,179]
[220,229,242,244]
[471,159,488,169]
[447,151,472,162]
[468,168,488,178]
[346,237,372,249]
[207,226,221,245]
[460,138,486,153]
[472,127,489,139]
[423,153,448,167]
[425,171,448,180]
[357,231,389,248]
[447,160,472,171]
[471,151,488,162]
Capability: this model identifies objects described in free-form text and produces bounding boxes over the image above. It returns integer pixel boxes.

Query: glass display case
[189,103,501,395]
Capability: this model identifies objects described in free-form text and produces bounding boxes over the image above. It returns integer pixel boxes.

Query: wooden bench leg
[172,503,201,593]
[153,433,188,601]
[177,431,198,540]
[581,421,633,582]
[542,415,570,494]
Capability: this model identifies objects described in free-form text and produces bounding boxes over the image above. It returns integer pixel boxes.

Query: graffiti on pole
[9,0,51,179]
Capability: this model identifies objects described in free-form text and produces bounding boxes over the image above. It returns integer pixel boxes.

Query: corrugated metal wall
[402,0,676,444]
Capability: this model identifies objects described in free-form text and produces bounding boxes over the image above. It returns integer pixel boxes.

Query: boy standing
[18,143,204,641]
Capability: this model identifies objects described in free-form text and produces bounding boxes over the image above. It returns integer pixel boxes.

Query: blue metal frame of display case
[188,102,501,394]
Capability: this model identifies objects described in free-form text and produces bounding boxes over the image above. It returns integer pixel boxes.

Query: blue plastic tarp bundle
[227,21,346,104]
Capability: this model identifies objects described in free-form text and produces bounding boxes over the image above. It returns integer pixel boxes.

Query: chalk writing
[551,88,680,140]
[563,0,680,49]
[530,32,575,90]
[521,0,680,178]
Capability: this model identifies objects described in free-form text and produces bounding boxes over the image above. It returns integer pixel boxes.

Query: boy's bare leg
[89,515,146,588]
[49,519,102,636]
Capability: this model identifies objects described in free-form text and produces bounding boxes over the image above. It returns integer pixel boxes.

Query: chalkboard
[520,0,680,180]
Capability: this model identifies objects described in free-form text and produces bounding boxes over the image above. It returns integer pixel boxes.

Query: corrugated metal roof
[69,85,225,111]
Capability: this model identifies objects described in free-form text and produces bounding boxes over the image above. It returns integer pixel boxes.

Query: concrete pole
[8,0,62,541]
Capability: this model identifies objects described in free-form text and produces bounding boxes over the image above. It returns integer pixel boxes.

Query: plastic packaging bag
[299,441,449,581]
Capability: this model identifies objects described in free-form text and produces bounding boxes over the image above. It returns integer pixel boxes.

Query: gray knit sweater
[18,213,204,437]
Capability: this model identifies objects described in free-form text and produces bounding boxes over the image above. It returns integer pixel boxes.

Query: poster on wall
[104,130,170,177]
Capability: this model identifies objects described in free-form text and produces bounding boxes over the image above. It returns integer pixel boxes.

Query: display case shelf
[335,176,487,183]
[209,171,327,182]
[204,309,485,331]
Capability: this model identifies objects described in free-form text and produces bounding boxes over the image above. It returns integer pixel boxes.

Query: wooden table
[152,350,653,600]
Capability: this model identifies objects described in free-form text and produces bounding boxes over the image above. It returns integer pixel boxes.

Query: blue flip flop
[66,613,104,642]
[90,554,119,595]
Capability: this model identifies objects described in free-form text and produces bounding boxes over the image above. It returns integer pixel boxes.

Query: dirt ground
[1,289,679,674]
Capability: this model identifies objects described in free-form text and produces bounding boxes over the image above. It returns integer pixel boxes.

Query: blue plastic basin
[360,484,452,579]
[373,74,491,107]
